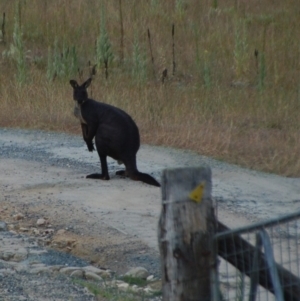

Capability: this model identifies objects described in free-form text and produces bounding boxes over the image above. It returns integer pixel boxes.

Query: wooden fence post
[158,167,215,301]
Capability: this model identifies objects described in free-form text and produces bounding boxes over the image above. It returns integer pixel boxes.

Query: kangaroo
[69,78,161,187]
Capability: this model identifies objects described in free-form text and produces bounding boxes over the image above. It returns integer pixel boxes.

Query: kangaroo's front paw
[86,141,95,152]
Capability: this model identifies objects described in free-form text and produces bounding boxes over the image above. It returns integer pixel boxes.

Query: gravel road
[1,128,299,221]
[1,128,300,300]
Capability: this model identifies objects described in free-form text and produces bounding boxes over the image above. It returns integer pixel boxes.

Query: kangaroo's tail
[131,171,161,187]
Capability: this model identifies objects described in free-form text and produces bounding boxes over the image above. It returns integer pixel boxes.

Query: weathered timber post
[158,167,215,301]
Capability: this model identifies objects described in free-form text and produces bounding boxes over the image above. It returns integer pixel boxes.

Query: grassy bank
[0,0,299,176]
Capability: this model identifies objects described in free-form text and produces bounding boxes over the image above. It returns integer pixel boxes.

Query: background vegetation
[0,0,299,176]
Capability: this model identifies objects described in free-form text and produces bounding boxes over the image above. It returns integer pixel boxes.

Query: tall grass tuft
[118,0,124,65]
[175,0,186,17]
[234,17,248,80]
[96,4,114,79]
[212,0,218,9]
[150,0,159,10]
[257,25,267,91]
[257,17,272,90]
[203,50,211,88]
[132,34,147,83]
[0,12,6,44]
[10,1,27,85]
[258,50,266,91]
[47,39,78,81]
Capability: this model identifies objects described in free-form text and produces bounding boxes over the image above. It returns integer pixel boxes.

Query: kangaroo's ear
[70,80,78,89]
[83,78,92,89]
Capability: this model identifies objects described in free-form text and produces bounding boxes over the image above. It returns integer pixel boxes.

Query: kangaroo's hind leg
[86,154,110,180]
[116,170,128,178]
[116,155,137,178]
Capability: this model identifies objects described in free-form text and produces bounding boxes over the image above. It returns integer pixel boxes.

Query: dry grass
[0,0,300,176]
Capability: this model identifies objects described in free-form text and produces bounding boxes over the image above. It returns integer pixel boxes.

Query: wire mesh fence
[213,211,300,301]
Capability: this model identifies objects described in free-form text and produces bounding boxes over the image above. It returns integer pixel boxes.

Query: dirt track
[1,128,300,276]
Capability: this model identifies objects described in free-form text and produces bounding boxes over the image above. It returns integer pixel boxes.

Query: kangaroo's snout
[74,97,85,105]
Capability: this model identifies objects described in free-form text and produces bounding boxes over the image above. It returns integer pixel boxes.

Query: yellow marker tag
[189,182,205,203]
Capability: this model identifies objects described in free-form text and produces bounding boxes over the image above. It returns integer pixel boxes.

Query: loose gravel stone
[70,269,85,278]
[36,218,46,226]
[0,221,8,231]
[85,272,103,282]
[59,266,83,275]
[82,265,111,278]
[13,213,24,220]
[125,266,149,279]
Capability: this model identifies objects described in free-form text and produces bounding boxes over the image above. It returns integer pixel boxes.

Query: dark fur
[69,78,160,187]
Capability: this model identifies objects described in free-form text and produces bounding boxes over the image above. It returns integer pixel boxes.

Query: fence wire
[213,211,300,301]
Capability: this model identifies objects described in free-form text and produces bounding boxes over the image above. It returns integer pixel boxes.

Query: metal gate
[212,210,300,301]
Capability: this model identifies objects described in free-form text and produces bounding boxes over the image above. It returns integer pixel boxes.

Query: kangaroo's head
[69,78,92,104]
